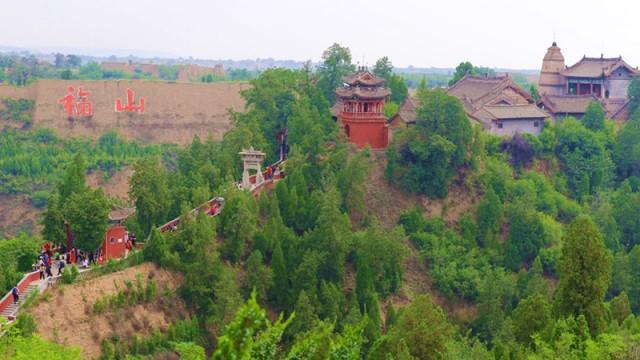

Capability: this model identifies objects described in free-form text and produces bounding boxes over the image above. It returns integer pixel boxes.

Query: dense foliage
[6,43,640,359]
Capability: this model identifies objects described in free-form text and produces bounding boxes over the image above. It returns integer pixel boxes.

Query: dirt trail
[28,263,185,359]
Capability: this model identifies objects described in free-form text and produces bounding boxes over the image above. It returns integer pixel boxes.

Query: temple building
[447,75,548,136]
[390,75,548,137]
[537,42,639,120]
[332,67,391,149]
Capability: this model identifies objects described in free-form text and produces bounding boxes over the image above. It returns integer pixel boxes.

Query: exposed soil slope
[0,194,40,237]
[0,166,134,238]
[28,263,185,359]
[363,151,480,325]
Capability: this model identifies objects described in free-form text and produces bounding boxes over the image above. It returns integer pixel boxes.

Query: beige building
[537,42,638,121]
[391,75,548,137]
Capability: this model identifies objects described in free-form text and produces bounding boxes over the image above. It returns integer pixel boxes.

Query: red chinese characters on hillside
[57,86,93,117]
[115,88,145,113]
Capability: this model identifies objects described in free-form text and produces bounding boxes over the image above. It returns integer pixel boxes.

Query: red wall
[102,225,128,261]
[342,120,388,149]
[0,271,40,320]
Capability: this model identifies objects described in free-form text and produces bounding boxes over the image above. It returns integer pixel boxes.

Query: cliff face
[0,80,250,145]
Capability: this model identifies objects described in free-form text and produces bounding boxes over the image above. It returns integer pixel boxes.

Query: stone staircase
[1,282,40,320]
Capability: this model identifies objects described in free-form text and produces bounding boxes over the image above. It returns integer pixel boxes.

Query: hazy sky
[4,0,640,69]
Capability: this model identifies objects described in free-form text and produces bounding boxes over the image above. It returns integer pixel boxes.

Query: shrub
[61,265,79,284]
[30,190,50,208]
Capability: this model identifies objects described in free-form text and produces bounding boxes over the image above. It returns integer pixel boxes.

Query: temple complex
[332,67,391,149]
[537,42,639,120]
[391,75,548,137]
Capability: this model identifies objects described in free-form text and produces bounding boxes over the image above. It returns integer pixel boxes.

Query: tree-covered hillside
[4,44,640,359]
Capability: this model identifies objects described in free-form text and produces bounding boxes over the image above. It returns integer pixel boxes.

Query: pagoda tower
[335,67,391,149]
[538,42,566,96]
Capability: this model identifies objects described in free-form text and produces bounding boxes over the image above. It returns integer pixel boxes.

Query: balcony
[341,111,384,119]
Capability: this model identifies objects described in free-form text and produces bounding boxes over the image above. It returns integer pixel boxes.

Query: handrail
[0,271,40,320]
[341,111,384,118]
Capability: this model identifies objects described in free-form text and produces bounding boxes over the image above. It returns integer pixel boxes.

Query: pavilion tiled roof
[537,94,597,114]
[561,56,639,78]
[108,206,136,222]
[335,86,391,100]
[483,104,549,120]
[447,75,533,112]
[393,95,418,124]
[343,69,385,86]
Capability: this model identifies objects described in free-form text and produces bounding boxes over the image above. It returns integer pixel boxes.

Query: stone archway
[239,147,266,189]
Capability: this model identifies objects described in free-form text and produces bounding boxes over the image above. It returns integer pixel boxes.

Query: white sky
[3,0,640,69]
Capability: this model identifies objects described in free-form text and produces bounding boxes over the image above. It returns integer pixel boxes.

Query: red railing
[0,271,41,320]
[341,111,384,119]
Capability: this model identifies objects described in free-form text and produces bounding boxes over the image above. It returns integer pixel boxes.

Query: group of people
[32,242,99,287]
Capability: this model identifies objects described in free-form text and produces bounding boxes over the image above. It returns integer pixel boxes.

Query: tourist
[45,262,53,278]
[11,286,19,304]
[125,240,132,259]
[39,260,45,280]
[57,259,66,276]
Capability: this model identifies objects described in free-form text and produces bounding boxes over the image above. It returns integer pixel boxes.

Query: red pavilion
[333,68,391,149]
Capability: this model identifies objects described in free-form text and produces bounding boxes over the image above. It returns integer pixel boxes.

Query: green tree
[58,154,87,204]
[387,74,409,104]
[505,205,546,271]
[40,194,66,244]
[613,115,640,180]
[554,216,612,335]
[448,61,475,86]
[245,250,273,302]
[610,291,631,324]
[626,245,640,313]
[582,101,606,131]
[317,43,355,102]
[78,61,103,80]
[373,56,408,104]
[129,157,170,236]
[627,77,640,116]
[219,189,257,263]
[511,294,551,346]
[529,84,540,101]
[475,186,503,248]
[307,185,352,282]
[383,102,399,118]
[213,290,293,360]
[612,183,640,250]
[354,222,407,297]
[270,240,289,308]
[555,118,608,198]
[373,57,393,79]
[384,302,397,330]
[368,295,454,360]
[64,188,109,252]
[289,290,319,336]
